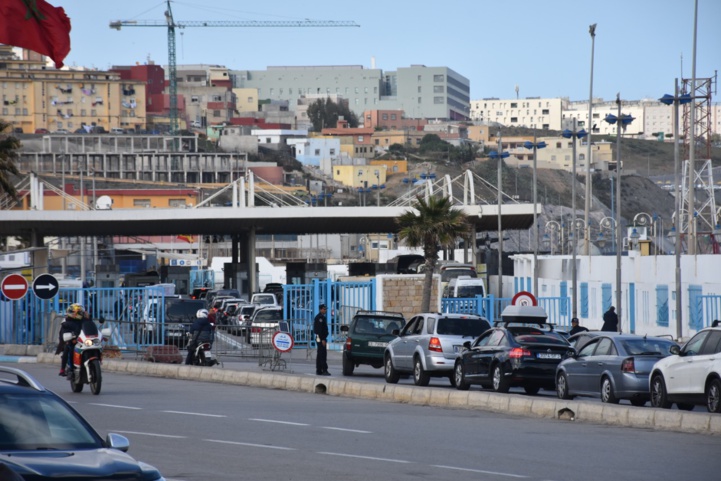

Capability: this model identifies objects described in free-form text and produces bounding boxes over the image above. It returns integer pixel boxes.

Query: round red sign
[1,274,29,301]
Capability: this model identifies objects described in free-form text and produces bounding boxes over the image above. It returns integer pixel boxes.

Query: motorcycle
[187,331,218,367]
[64,319,111,394]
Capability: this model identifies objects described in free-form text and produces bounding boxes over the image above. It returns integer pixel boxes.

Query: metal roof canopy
[0,204,535,238]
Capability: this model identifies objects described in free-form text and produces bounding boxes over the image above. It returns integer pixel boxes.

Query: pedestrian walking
[569,317,588,336]
[313,304,330,376]
[602,306,619,332]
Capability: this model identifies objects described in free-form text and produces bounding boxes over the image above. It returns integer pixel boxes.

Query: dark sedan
[454,323,574,395]
[556,333,678,406]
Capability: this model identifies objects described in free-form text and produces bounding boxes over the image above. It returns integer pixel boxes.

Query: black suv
[340,310,406,376]
[165,298,205,347]
[0,366,164,480]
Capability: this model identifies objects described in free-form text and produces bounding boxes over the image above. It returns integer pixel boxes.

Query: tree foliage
[0,119,20,200]
[307,98,359,132]
[396,196,470,312]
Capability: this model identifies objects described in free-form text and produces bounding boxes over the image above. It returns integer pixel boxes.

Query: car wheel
[342,353,354,376]
[706,378,721,413]
[384,354,400,384]
[630,398,647,407]
[557,372,573,400]
[413,357,430,386]
[650,374,671,409]
[89,359,102,395]
[676,403,695,411]
[524,385,540,395]
[454,361,470,391]
[601,377,619,404]
[492,364,509,393]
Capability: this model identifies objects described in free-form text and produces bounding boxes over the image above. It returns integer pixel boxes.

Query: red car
[34,128,50,134]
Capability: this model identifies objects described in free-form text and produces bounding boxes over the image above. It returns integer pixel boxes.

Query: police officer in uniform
[313,304,330,376]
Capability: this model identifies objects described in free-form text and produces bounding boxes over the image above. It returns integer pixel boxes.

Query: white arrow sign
[35,283,58,291]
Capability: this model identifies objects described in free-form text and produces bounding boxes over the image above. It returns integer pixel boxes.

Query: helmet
[66,303,84,320]
[196,309,209,319]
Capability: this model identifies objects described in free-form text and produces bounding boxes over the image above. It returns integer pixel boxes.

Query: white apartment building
[469,97,567,131]
[564,100,646,139]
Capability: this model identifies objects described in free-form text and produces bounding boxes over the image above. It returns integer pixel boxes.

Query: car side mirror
[106,433,130,452]
[564,349,576,359]
[340,325,349,333]
[670,344,681,355]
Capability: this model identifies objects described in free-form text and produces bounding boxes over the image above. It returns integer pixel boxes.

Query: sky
[54,0,720,102]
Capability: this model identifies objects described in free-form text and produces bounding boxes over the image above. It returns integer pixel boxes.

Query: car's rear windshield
[457,285,484,298]
[254,310,283,322]
[353,317,404,334]
[441,269,477,282]
[436,317,489,337]
[621,338,676,355]
[166,301,204,321]
[514,334,569,345]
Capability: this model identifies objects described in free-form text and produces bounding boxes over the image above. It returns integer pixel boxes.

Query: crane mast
[110,0,359,135]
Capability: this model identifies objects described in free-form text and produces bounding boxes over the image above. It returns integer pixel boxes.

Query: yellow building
[0,47,146,133]
[333,165,387,189]
[370,129,426,149]
[233,87,259,113]
[370,159,408,177]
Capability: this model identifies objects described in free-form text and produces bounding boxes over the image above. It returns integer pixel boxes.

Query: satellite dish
[95,195,113,210]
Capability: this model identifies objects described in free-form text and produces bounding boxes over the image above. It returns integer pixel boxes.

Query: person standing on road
[569,317,588,336]
[602,306,619,332]
[313,304,330,376]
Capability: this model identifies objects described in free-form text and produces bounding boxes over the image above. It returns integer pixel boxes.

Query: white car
[649,326,721,413]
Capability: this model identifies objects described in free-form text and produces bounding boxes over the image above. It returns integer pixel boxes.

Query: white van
[443,276,485,299]
[110,127,125,134]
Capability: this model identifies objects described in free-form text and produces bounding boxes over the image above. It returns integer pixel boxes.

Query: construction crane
[110,0,359,134]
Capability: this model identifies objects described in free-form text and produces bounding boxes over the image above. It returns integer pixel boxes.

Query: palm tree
[0,119,21,200]
[396,195,470,312]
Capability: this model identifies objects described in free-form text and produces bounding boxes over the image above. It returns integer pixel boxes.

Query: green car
[341,310,406,376]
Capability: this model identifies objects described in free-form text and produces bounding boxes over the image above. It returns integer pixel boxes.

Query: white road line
[318,452,411,464]
[249,418,309,426]
[321,426,372,434]
[162,410,227,418]
[89,403,142,410]
[205,439,295,451]
[114,430,187,439]
[432,465,528,478]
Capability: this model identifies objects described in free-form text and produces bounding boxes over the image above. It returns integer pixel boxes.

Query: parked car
[190,287,210,300]
[164,298,205,347]
[51,129,69,134]
[228,303,256,336]
[384,313,490,386]
[567,330,604,351]
[263,283,284,303]
[247,306,283,345]
[556,333,678,406]
[0,366,164,480]
[649,326,721,412]
[453,305,574,394]
[341,310,406,376]
[34,128,50,134]
[205,289,241,308]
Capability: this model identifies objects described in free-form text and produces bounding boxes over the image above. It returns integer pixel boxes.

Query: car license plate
[537,353,561,359]
[368,341,387,348]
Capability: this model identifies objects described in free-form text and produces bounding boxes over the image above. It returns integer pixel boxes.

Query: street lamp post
[604,94,635,333]
[523,135,547,296]
[562,120,587,319]
[659,80,692,340]
[489,135,509,298]
[544,221,561,256]
[584,23,597,256]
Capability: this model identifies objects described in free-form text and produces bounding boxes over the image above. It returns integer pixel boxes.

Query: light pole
[659,81,692,340]
[523,135,547,296]
[604,94,634,333]
[597,216,616,251]
[584,23,597,256]
[544,221,561,256]
[562,120,587,318]
[489,136,509,298]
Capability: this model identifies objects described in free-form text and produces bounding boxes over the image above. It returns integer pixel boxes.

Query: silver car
[556,333,678,406]
[384,313,490,386]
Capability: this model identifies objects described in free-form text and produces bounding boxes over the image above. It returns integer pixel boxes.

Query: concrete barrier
[11,349,721,436]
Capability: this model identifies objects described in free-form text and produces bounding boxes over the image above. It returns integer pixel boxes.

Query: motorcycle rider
[56,304,85,376]
[185,309,215,365]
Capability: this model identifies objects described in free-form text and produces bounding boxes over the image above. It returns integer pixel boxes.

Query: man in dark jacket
[186,309,214,365]
[602,306,619,332]
[56,304,85,376]
[313,304,330,376]
[569,317,589,336]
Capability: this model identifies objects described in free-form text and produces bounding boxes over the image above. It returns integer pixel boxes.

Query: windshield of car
[456,285,484,298]
[621,338,676,355]
[441,269,477,282]
[0,394,102,450]
[254,309,283,322]
[353,317,404,335]
[436,317,489,337]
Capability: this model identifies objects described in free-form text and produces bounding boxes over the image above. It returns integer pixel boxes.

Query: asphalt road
[11,363,721,481]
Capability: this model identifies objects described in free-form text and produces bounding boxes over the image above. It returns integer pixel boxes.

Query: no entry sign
[1,274,29,301]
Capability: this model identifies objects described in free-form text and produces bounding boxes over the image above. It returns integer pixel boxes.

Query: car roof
[0,366,47,394]
[499,305,548,323]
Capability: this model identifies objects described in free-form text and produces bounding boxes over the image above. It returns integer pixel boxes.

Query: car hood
[1,449,163,480]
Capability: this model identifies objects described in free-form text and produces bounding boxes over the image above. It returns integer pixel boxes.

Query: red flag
[0,0,71,69]
[177,235,194,243]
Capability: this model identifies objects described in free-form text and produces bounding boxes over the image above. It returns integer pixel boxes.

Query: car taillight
[621,357,636,373]
[345,337,352,351]
[428,337,443,352]
[252,327,261,333]
[509,347,531,359]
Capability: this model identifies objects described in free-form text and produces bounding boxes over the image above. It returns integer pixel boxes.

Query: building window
[382,113,388,120]
[375,139,379,145]
[433,85,444,93]
[434,97,444,104]
[542,109,550,115]
[134,199,151,207]
[510,117,518,123]
[191,96,199,103]
[314,149,321,155]
[511,102,517,108]
[390,114,396,120]
[357,136,364,142]
[433,74,444,82]
[169,199,186,208]
[329,149,335,155]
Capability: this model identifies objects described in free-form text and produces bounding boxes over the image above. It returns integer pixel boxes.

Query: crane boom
[110,1,359,135]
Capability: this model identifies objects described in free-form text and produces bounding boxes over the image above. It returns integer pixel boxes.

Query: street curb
[28,352,719,436]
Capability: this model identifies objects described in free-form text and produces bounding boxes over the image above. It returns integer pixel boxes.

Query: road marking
[115,430,186,439]
[89,403,141,410]
[205,439,295,450]
[321,426,372,434]
[318,452,411,464]
[432,465,528,478]
[163,410,227,418]
[249,418,309,426]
